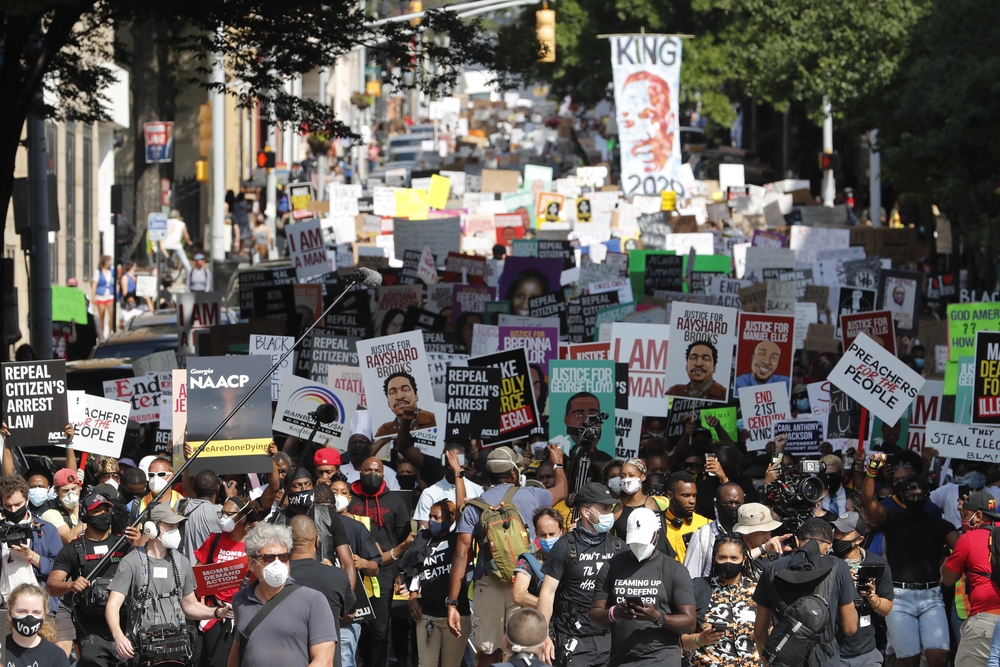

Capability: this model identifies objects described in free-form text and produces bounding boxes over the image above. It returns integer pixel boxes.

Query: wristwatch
[457,471,465,478]
[445,597,459,607]
[654,612,666,627]
[552,463,564,469]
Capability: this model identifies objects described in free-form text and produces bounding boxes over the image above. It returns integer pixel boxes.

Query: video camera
[763,459,827,531]
[0,522,44,550]
[579,412,610,445]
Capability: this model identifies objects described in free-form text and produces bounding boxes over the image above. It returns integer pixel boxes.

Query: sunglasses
[148,471,171,479]
[254,552,291,564]
[100,472,121,480]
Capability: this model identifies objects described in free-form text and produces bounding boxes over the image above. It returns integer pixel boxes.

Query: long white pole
[821,97,835,207]
[210,35,226,262]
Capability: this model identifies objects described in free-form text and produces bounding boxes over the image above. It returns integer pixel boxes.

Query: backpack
[761,564,837,667]
[968,524,1000,588]
[71,537,116,617]
[467,486,532,583]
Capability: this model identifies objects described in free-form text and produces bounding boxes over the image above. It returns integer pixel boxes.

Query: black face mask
[361,473,383,494]
[826,474,842,493]
[717,505,740,528]
[287,489,315,508]
[397,474,417,490]
[3,505,28,524]
[119,489,137,505]
[669,499,691,519]
[11,614,42,637]
[87,513,113,533]
[715,561,743,580]
[904,497,927,514]
[831,538,856,558]
[444,468,457,485]
[349,444,372,468]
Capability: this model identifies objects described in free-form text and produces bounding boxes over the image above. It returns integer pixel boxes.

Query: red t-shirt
[944,527,1000,615]
[194,532,247,605]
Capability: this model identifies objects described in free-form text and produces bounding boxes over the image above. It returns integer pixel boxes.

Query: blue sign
[148,213,168,241]
[144,121,174,164]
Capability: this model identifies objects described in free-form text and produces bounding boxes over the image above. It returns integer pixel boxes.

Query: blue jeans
[885,586,950,658]
[340,623,362,667]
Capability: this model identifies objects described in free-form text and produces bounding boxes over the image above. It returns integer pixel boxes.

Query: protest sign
[827,333,925,425]
[467,348,539,446]
[712,277,750,310]
[69,395,130,457]
[843,258,882,290]
[927,274,957,302]
[499,327,558,377]
[612,322,670,416]
[903,380,944,452]
[774,420,823,455]
[739,283,767,314]
[375,285,422,335]
[171,369,187,470]
[178,291,223,355]
[136,275,158,298]
[356,331,436,445]
[644,255,683,295]
[565,342,612,360]
[528,291,567,327]
[665,303,737,404]
[402,306,448,333]
[701,407,738,442]
[452,285,492,326]
[393,217,462,261]
[156,373,173,429]
[766,281,796,315]
[752,230,787,248]
[272,374,356,446]
[538,240,575,270]
[835,287,876,339]
[948,303,1000,361]
[445,367,502,440]
[103,374,163,424]
[186,356,272,474]
[133,351,178,377]
[794,302,818,351]
[840,311,896,355]
[789,227,850,264]
[286,218,329,280]
[878,270,921,337]
[51,286,88,323]
[442,252,487,284]
[548,360,617,457]
[295,331,359,383]
[1,360,69,446]
[926,421,1000,464]
[804,323,840,354]
[734,313,794,398]
[613,409,644,459]
[973,331,1000,426]
[250,335,294,401]
[827,386,862,440]
[423,331,457,354]
[239,267,297,318]
[499,258,563,314]
[741,384,791,451]
[193,558,250,598]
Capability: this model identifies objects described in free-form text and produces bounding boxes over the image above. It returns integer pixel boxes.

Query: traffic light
[195,160,209,182]
[819,151,841,172]
[256,149,276,169]
[410,0,422,26]
[536,2,556,63]
[198,103,212,158]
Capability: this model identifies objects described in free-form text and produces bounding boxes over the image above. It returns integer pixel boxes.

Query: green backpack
[468,486,532,583]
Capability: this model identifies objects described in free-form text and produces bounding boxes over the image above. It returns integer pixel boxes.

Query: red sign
[566,342,611,360]
[840,310,896,356]
[193,557,249,598]
[144,122,175,163]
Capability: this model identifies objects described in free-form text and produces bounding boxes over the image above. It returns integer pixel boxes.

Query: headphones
[142,520,159,540]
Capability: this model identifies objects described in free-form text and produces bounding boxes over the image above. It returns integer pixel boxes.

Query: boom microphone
[351,267,383,288]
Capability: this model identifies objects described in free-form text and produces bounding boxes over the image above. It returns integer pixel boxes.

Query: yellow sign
[395,189,429,220]
[576,197,592,222]
[366,80,381,97]
[661,190,677,212]
[428,175,451,210]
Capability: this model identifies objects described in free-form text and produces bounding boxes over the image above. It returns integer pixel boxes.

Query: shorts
[94,294,115,305]
[55,601,75,642]
[884,586,950,658]
[955,611,1000,667]
[840,647,884,667]
[470,575,516,655]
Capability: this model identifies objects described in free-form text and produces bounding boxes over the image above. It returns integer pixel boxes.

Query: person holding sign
[666,341,727,401]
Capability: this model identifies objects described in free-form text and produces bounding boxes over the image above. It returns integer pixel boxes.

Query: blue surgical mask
[590,511,615,534]
[795,398,811,412]
[962,472,987,489]
[914,358,925,370]
[428,520,445,536]
[28,488,49,508]
[538,537,559,553]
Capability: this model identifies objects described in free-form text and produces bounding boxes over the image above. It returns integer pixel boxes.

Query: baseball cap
[486,447,520,473]
[575,482,615,507]
[733,503,783,534]
[832,511,867,536]
[194,253,205,260]
[626,507,659,543]
[314,448,342,467]
[84,493,114,512]
[445,427,472,443]
[93,483,120,502]
[54,469,79,488]
[66,278,79,287]
[149,503,187,524]
[963,490,1000,520]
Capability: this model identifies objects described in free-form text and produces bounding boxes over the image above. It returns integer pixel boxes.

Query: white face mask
[622,478,642,495]
[104,479,120,491]
[607,477,622,494]
[629,541,656,562]
[262,560,289,587]
[148,476,170,494]
[220,516,237,533]
[159,527,182,550]
[334,495,350,513]
[60,491,79,509]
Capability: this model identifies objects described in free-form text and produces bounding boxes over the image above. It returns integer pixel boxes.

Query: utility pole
[27,103,52,360]
[210,38,226,262]
[821,97,835,207]
[265,119,277,238]
[869,129,882,228]
[317,68,329,200]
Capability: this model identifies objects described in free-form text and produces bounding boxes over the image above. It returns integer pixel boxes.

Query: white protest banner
[905,380,944,453]
[826,332,925,425]
[774,420,824,455]
[471,324,499,357]
[157,372,173,430]
[250,335,295,402]
[102,374,163,424]
[665,302,737,405]
[67,390,86,424]
[741,384,791,451]
[789,227,851,264]
[614,408,643,459]
[794,302,818,350]
[665,233,714,256]
[69,394,130,457]
[417,246,439,284]
[136,275,157,298]
[133,351,178,377]
[329,184,362,216]
[286,218,329,280]
[925,420,1000,464]
[171,369,187,470]
[177,291,222,355]
[612,322,670,416]
[272,374,356,446]
[610,35,685,198]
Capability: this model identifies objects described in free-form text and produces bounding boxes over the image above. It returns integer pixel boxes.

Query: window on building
[83,126,93,277]
[65,122,75,280]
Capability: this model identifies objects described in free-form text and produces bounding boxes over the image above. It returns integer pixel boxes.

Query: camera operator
[0,474,64,611]
[105,503,233,666]
[830,512,894,667]
[860,453,957,667]
[47,492,129,667]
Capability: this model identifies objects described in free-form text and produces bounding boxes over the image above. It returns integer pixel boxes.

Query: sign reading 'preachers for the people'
[826,332,924,425]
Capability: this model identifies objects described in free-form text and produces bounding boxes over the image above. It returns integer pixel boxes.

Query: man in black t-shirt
[753,518,858,667]
[830,511,894,667]
[589,507,697,667]
[538,483,622,667]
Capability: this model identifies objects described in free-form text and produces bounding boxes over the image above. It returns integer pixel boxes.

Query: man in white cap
[588,507,697,667]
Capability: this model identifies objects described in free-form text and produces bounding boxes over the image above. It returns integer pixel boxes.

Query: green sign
[51,286,88,323]
[947,303,1000,360]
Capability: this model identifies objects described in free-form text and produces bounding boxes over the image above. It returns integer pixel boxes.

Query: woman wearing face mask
[5,583,69,667]
[512,507,564,609]
[399,500,471,667]
[194,497,258,667]
[603,460,625,499]
[40,469,85,545]
[681,534,761,666]
[611,459,676,558]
